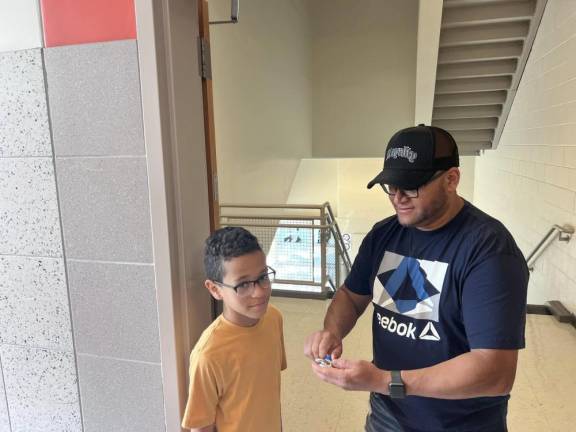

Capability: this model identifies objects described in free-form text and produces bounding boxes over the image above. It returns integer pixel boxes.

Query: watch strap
[389,370,406,399]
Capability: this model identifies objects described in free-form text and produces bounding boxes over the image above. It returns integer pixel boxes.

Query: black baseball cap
[367,124,459,190]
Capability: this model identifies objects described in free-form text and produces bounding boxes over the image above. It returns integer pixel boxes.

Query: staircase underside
[432,0,548,156]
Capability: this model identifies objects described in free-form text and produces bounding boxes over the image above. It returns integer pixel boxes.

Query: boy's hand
[311,358,389,394]
[304,330,343,361]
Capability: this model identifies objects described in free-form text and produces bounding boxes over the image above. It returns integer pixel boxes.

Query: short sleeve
[462,254,528,349]
[181,352,219,429]
[344,230,375,295]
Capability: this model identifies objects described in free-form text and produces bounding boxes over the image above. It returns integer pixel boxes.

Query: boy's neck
[222,305,261,327]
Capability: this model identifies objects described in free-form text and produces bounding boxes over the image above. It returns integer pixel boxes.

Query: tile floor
[273,297,576,432]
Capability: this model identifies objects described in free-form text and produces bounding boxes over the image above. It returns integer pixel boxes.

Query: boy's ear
[205,279,223,300]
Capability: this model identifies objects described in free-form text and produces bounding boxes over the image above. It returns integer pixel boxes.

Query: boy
[182,227,287,432]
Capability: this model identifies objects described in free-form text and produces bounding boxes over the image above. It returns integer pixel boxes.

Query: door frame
[135,0,216,429]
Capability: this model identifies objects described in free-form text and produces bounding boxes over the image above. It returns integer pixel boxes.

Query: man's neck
[416,196,465,231]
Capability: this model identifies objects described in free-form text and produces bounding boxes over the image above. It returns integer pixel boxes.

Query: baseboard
[527,301,576,329]
[526,304,551,315]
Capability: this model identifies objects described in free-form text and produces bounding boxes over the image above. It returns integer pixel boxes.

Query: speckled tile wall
[0,256,72,351]
[0,46,81,432]
[0,364,9,432]
[0,50,51,157]
[0,158,62,256]
[0,346,81,432]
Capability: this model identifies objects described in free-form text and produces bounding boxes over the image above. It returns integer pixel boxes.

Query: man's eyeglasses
[380,171,446,199]
[214,266,276,297]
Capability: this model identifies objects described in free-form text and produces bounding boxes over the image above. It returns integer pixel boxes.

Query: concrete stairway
[432,0,548,155]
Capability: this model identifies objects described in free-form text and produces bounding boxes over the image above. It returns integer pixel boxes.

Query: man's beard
[397,189,449,228]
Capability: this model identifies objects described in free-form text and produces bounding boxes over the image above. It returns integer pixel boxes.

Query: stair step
[433,104,503,119]
[547,301,575,324]
[435,90,507,106]
[450,129,495,142]
[439,41,524,64]
[432,117,498,130]
[440,21,530,47]
[437,59,518,80]
[436,76,512,93]
[442,0,536,27]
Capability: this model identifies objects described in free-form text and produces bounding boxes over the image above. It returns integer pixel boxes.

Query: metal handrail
[219,202,353,296]
[221,202,352,271]
[222,222,331,229]
[221,203,326,210]
[324,202,353,271]
[526,224,574,271]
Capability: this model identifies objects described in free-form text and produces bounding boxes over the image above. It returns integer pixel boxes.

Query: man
[304,124,528,432]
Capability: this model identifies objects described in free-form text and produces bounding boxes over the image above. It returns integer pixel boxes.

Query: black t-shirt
[345,201,528,432]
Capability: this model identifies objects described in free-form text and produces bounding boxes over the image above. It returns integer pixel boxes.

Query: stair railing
[526,224,574,271]
[219,202,352,299]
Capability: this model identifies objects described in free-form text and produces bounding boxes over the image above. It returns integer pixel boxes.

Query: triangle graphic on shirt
[379,258,440,314]
[403,297,434,316]
[419,322,441,341]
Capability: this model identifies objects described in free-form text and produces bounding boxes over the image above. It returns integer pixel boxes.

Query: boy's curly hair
[204,227,262,282]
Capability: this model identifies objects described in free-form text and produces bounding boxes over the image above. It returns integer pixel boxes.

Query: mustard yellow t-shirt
[182,304,287,431]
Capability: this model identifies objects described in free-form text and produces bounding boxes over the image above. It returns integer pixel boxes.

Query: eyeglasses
[380,171,446,199]
[214,266,276,297]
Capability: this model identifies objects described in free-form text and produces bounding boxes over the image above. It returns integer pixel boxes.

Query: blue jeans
[365,393,404,432]
[364,393,509,432]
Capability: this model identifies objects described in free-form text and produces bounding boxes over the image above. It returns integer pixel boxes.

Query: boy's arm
[189,425,215,432]
[182,353,220,430]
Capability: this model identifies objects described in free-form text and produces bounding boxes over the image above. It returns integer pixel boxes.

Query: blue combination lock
[314,354,333,368]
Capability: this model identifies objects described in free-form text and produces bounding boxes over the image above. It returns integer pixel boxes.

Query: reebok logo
[376,313,441,342]
[376,312,416,339]
[419,322,441,341]
[386,146,417,163]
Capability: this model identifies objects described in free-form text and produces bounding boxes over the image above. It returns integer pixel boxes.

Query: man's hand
[304,286,371,363]
[311,358,390,394]
[304,329,343,360]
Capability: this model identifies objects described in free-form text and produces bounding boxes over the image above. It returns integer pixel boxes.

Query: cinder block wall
[474,0,576,313]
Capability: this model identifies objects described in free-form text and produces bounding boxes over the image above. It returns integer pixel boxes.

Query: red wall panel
[41,0,136,47]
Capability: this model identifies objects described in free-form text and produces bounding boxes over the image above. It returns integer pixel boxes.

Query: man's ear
[446,168,460,192]
[205,279,223,300]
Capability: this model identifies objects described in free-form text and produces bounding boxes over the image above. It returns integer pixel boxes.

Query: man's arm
[304,285,371,360]
[312,348,519,399]
[402,348,518,399]
[324,286,372,340]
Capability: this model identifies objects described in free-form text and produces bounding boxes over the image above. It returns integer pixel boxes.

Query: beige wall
[210,0,420,205]
[458,156,475,204]
[474,0,576,312]
[287,156,475,261]
[415,0,443,125]
[210,0,313,204]
[310,0,418,157]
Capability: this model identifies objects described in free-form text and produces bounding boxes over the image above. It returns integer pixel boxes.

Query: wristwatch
[389,370,406,399]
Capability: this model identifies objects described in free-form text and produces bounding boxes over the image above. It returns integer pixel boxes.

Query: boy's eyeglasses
[380,170,446,199]
[214,266,276,297]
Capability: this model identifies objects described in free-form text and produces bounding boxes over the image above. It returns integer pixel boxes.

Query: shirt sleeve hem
[468,339,526,350]
[182,419,215,429]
